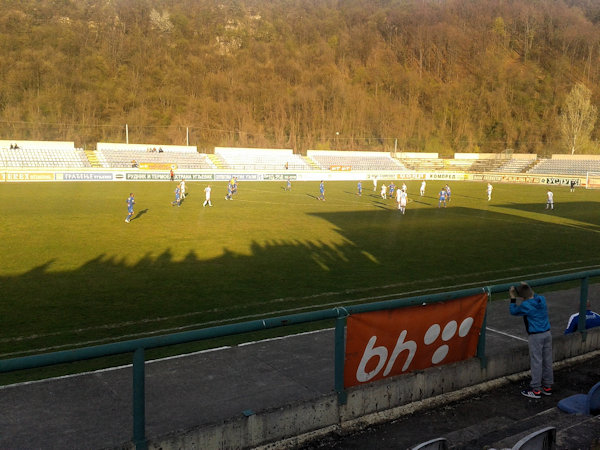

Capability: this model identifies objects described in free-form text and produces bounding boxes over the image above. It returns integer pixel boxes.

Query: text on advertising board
[344,293,487,388]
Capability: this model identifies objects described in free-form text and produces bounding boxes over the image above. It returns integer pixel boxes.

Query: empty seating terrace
[0,140,90,168]
[527,158,600,176]
[215,147,311,170]
[96,143,215,169]
[307,150,406,170]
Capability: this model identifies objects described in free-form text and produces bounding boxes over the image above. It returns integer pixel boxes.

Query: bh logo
[355,318,475,382]
[345,294,487,387]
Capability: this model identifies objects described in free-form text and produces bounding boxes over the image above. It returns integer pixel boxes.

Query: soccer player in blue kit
[125,193,135,223]
[318,180,325,201]
[445,184,451,202]
[438,188,447,208]
[172,186,181,206]
[388,182,396,199]
[357,181,362,196]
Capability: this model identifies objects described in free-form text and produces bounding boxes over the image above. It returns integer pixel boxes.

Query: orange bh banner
[344,293,487,388]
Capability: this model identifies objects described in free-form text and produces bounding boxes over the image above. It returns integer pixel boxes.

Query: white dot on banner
[424,324,441,345]
[442,321,457,341]
[432,345,449,364]
[459,317,474,337]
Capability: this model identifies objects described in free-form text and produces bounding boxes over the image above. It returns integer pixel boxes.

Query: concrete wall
[142,330,600,450]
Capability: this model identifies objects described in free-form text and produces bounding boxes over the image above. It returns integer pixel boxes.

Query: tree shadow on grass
[2,204,599,360]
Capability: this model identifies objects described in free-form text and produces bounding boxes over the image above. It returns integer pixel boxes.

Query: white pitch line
[486,327,528,342]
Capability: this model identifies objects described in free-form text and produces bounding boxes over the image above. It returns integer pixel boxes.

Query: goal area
[586,172,600,189]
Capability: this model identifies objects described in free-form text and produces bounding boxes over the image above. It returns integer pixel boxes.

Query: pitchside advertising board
[344,293,487,388]
[0,171,584,185]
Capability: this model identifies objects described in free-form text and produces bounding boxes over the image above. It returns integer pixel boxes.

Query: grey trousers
[527,330,554,389]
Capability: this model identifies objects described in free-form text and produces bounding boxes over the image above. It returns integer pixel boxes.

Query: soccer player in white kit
[180,179,186,199]
[380,183,387,199]
[373,177,377,191]
[420,180,426,196]
[487,183,493,201]
[546,189,554,210]
[203,185,212,207]
[397,187,407,214]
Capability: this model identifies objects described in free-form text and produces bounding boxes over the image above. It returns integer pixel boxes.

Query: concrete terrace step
[487,408,600,450]
[441,407,599,450]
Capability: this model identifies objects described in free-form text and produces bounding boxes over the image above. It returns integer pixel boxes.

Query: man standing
[170,168,174,181]
[125,193,135,223]
[203,185,212,207]
[318,180,325,201]
[438,187,447,208]
[357,181,362,196]
[397,187,407,214]
[420,180,426,196]
[509,282,554,399]
[380,183,387,199]
[487,183,493,201]
[180,179,186,199]
[546,189,554,210]
[172,185,181,207]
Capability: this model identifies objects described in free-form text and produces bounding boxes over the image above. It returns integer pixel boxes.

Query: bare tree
[560,83,597,155]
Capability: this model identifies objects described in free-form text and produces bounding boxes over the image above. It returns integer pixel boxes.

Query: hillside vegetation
[0,0,599,154]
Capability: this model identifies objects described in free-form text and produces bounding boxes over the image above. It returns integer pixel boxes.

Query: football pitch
[1,179,599,364]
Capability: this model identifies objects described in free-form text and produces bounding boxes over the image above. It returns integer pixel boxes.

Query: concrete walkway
[0,284,599,449]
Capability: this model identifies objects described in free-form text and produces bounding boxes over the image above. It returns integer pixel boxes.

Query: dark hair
[516,282,533,298]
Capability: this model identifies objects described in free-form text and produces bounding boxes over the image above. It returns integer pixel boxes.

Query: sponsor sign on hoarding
[126,172,213,181]
[4,172,55,181]
[263,174,297,181]
[344,293,487,388]
[61,173,114,181]
[214,174,259,181]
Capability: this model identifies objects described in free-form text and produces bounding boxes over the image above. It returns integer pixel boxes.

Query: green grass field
[1,179,599,364]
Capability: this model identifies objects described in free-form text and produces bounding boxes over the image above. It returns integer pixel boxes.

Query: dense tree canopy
[0,0,598,155]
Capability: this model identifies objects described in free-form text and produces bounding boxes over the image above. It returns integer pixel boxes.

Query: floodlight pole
[186,127,189,146]
[126,124,129,144]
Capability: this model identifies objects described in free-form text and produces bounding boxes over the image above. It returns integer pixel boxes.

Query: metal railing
[1,269,598,449]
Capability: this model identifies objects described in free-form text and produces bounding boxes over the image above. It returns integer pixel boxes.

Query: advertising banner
[125,172,213,181]
[263,173,297,181]
[344,293,487,388]
[4,172,55,181]
[60,172,114,181]
[214,173,259,181]
[330,166,352,171]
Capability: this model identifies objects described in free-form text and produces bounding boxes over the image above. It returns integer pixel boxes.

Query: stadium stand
[528,158,600,176]
[496,158,535,173]
[215,147,312,170]
[96,143,215,169]
[400,158,445,171]
[0,140,90,168]
[557,381,600,415]
[307,150,407,170]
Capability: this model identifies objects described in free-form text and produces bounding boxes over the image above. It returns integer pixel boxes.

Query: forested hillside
[0,0,599,154]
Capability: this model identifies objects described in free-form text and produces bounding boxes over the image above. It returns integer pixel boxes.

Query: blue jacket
[510,293,551,334]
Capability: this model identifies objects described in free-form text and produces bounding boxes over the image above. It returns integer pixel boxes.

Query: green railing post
[579,276,589,342]
[133,347,147,450]
[477,288,490,369]
[334,314,347,405]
